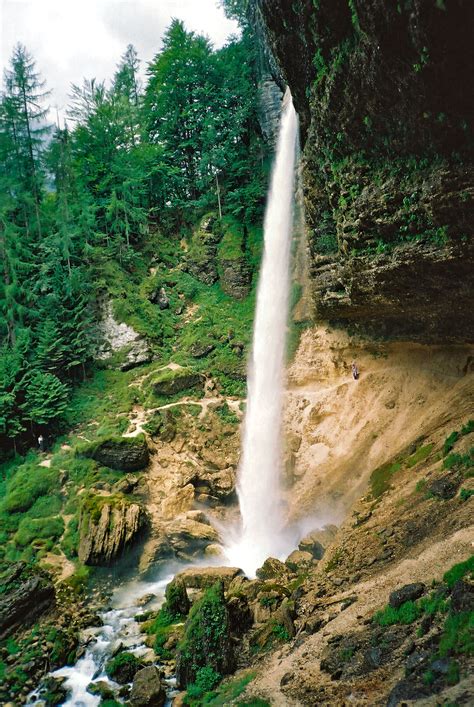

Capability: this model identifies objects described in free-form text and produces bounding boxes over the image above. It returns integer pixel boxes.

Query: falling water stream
[225,90,299,576]
[29,90,300,705]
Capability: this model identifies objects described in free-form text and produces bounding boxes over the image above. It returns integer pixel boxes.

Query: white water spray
[225,91,298,576]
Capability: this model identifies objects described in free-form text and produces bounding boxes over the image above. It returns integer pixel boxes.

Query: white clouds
[0,0,239,118]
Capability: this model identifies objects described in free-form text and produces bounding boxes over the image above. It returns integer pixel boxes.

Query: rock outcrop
[150,367,204,396]
[254,0,474,342]
[0,563,55,639]
[130,666,166,707]
[80,434,149,472]
[184,213,222,285]
[79,495,146,565]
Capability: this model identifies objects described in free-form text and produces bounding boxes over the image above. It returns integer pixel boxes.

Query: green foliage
[438,612,474,657]
[373,600,421,626]
[461,420,474,436]
[61,517,79,559]
[178,581,233,687]
[370,460,402,498]
[186,667,222,700]
[406,444,433,468]
[214,402,239,426]
[460,488,474,501]
[185,670,257,706]
[443,431,460,456]
[443,555,474,588]
[1,462,59,513]
[14,515,64,547]
[105,652,141,681]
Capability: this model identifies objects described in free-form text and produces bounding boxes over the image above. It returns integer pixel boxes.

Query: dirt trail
[284,326,473,521]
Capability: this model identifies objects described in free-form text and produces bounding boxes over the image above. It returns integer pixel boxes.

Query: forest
[0,7,267,455]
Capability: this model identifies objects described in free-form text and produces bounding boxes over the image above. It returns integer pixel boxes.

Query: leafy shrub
[61,517,79,559]
[438,612,473,657]
[461,420,474,436]
[460,488,474,501]
[186,667,222,699]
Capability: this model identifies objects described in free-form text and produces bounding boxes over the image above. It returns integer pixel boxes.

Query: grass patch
[406,443,434,468]
[443,555,474,588]
[370,460,402,498]
[185,671,257,706]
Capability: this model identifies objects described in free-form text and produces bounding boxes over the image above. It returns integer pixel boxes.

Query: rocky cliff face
[78,495,146,565]
[254,0,474,342]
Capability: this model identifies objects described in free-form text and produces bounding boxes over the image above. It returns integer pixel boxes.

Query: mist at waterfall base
[224,92,299,577]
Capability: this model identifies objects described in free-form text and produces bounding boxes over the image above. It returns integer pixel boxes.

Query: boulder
[165,517,219,558]
[256,557,292,581]
[298,525,337,559]
[428,475,461,500]
[175,566,243,591]
[189,340,215,358]
[149,286,170,310]
[285,549,314,572]
[80,434,149,472]
[0,563,55,639]
[87,681,115,700]
[219,257,252,299]
[176,581,235,688]
[79,495,146,565]
[165,576,190,617]
[151,367,203,396]
[161,484,195,520]
[389,583,426,609]
[120,339,152,372]
[130,666,166,707]
[106,652,142,684]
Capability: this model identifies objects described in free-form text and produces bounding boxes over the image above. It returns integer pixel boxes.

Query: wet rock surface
[0,564,55,639]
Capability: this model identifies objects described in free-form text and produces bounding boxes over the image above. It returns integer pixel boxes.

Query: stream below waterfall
[27,565,185,707]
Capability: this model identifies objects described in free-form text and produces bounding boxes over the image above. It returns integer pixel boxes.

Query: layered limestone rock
[254,0,474,342]
[0,563,55,639]
[312,239,474,341]
[79,495,146,565]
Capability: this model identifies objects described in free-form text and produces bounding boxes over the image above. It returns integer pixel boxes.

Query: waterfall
[225,90,299,577]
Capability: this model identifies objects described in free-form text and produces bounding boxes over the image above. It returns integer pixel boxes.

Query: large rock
[176,581,235,688]
[165,516,219,558]
[219,257,252,300]
[0,563,55,639]
[79,495,146,565]
[256,557,292,581]
[175,566,243,591]
[130,666,165,707]
[298,525,337,559]
[80,434,149,471]
[120,339,152,372]
[151,367,203,396]
[389,583,426,609]
[161,484,195,520]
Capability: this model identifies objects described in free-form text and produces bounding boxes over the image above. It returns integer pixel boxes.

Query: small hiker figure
[38,434,44,453]
[351,361,359,380]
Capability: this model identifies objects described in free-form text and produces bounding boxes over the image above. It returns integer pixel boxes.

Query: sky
[0,0,239,122]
